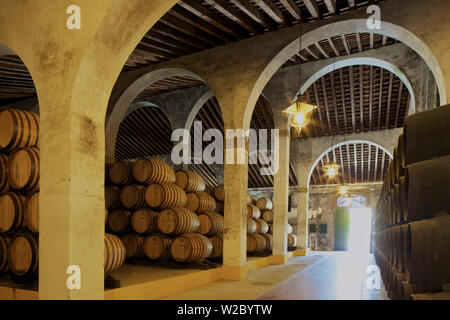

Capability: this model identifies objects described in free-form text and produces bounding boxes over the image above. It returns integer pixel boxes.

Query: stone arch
[307,140,394,188]
[298,57,417,115]
[105,67,207,159]
[245,18,447,131]
[184,90,215,132]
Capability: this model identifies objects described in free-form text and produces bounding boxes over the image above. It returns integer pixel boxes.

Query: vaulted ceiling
[310,142,391,185]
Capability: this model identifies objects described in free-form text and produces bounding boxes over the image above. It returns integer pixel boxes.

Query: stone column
[272,125,290,264]
[296,186,309,256]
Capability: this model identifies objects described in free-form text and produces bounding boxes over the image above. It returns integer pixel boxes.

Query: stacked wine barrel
[373,104,450,300]
[106,163,219,264]
[0,108,41,281]
[246,196,272,253]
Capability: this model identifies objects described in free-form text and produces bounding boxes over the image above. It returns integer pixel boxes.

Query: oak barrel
[132,158,175,185]
[104,233,126,273]
[105,185,120,209]
[157,207,200,235]
[402,104,450,167]
[175,170,205,192]
[120,184,146,209]
[255,218,269,234]
[121,233,145,258]
[405,215,450,290]
[131,208,159,234]
[269,224,273,234]
[247,218,257,234]
[145,182,187,209]
[144,234,171,260]
[185,191,216,213]
[24,192,39,233]
[0,234,10,273]
[262,233,273,250]
[287,224,293,235]
[256,197,273,210]
[0,154,9,193]
[247,234,266,252]
[7,233,38,276]
[247,193,253,206]
[213,185,225,202]
[170,233,213,262]
[404,155,450,222]
[0,192,25,233]
[261,210,273,223]
[247,204,261,219]
[107,209,131,234]
[0,108,39,151]
[108,160,132,185]
[197,212,224,236]
[7,147,39,192]
[209,234,223,258]
[288,234,297,247]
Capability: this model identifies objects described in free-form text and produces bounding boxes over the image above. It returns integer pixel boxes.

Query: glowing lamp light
[327,167,337,177]
[283,97,317,135]
[323,162,341,178]
[339,186,348,196]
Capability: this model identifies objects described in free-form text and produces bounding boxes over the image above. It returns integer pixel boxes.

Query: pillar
[296,186,309,256]
[272,124,290,264]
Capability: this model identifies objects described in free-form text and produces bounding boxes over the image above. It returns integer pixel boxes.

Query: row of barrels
[107,207,224,236]
[374,105,450,299]
[108,159,206,193]
[106,183,217,212]
[374,214,450,299]
[0,190,39,234]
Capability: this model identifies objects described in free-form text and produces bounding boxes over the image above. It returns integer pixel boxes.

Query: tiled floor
[257,251,385,300]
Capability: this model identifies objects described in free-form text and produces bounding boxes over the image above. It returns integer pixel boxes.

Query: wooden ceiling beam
[339,68,348,131]
[353,143,358,183]
[359,65,364,132]
[315,42,330,59]
[385,72,394,129]
[329,71,340,133]
[303,0,320,18]
[374,147,379,181]
[305,46,320,60]
[341,34,351,55]
[379,151,386,181]
[327,38,340,56]
[253,0,289,27]
[280,0,302,21]
[349,66,356,133]
[356,33,363,52]
[346,144,352,183]
[367,144,372,182]
[313,82,325,136]
[369,65,373,130]
[377,68,384,130]
[229,0,275,29]
[394,82,403,128]
[320,76,333,135]
[203,0,262,34]
[324,0,337,14]
[348,0,356,9]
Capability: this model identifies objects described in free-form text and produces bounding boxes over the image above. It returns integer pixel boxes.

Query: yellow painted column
[272,126,290,264]
[295,187,309,256]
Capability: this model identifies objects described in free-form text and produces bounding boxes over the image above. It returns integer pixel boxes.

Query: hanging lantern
[283,95,317,136]
[323,162,341,178]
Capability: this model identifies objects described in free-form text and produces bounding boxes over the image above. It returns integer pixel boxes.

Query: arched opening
[0,43,40,293]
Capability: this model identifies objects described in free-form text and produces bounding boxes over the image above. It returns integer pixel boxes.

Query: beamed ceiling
[310,142,391,185]
[0,0,412,187]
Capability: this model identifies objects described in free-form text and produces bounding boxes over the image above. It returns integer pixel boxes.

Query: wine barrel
[131,208,158,234]
[121,233,145,259]
[397,177,406,224]
[209,234,223,258]
[107,209,131,234]
[396,133,406,179]
[105,207,108,224]
[175,170,205,192]
[215,201,224,214]
[8,233,38,276]
[7,147,39,192]
[24,192,39,233]
[404,155,450,222]
[108,160,133,186]
[262,233,273,250]
[256,197,273,210]
[0,108,39,151]
[185,191,216,213]
[287,224,293,235]
[406,215,450,290]
[402,104,450,167]
[0,234,10,273]
[105,186,120,209]
[255,218,269,234]
[120,184,146,209]
[144,234,171,260]
[247,193,253,206]
[197,212,224,236]
[132,158,175,185]
[170,233,213,262]
[0,192,25,233]
[157,207,200,235]
[247,218,257,234]
[262,210,273,223]
[269,224,273,234]
[247,234,266,252]
[145,182,187,209]
[288,234,297,247]
[104,233,126,273]
[0,154,9,193]
[213,185,225,202]
[247,204,261,219]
